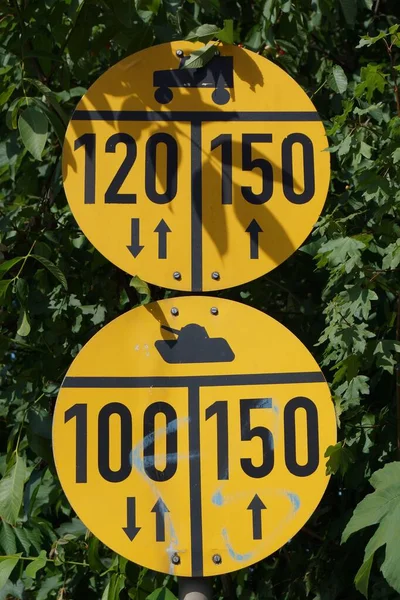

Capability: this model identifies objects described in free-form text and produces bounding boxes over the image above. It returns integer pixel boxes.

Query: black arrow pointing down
[123,497,141,541]
[127,218,144,258]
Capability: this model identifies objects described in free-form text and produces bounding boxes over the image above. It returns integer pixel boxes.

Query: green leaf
[6,97,27,130]
[0,555,21,590]
[31,98,65,146]
[0,280,12,305]
[328,65,348,94]
[325,443,354,476]
[318,237,366,272]
[355,65,387,103]
[17,309,31,337]
[182,42,219,69]
[30,255,67,290]
[0,84,16,107]
[18,106,49,160]
[357,31,388,48]
[107,573,126,600]
[216,20,234,44]
[147,588,178,600]
[342,462,400,592]
[339,0,357,26]
[36,574,62,600]
[87,536,105,573]
[0,257,24,279]
[24,79,69,126]
[25,550,47,579]
[0,522,17,555]
[355,554,374,598]
[136,0,161,14]
[0,454,26,525]
[392,148,400,164]
[130,276,151,304]
[186,24,220,42]
[0,132,21,168]
[245,26,263,51]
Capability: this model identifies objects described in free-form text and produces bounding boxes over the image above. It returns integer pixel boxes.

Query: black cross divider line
[72,110,321,123]
[63,371,326,389]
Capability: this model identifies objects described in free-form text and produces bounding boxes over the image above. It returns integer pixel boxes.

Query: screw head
[212,554,222,565]
[211,271,220,281]
[210,307,219,315]
[176,49,184,57]
[173,271,181,281]
[171,553,181,565]
[171,307,179,316]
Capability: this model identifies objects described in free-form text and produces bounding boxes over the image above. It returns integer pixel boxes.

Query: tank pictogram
[155,324,235,364]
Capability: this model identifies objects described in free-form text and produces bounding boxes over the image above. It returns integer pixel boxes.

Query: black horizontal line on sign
[63,371,325,388]
[71,110,321,123]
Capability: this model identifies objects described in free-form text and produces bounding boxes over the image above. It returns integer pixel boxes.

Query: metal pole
[179,578,212,600]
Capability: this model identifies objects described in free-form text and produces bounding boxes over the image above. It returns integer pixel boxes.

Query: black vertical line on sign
[188,383,203,576]
[191,121,203,292]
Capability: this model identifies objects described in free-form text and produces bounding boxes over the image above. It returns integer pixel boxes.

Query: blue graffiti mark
[212,490,224,506]
[254,398,272,408]
[271,403,279,414]
[222,529,253,562]
[130,417,189,472]
[286,492,300,512]
[141,451,199,468]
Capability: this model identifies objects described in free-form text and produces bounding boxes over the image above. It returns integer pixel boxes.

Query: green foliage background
[1,0,400,598]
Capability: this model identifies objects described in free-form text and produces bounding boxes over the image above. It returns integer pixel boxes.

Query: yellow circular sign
[53,297,336,576]
[62,42,330,292]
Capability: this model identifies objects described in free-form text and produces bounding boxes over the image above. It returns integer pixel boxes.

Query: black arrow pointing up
[247,494,267,540]
[123,497,141,541]
[127,218,144,258]
[154,219,171,259]
[245,219,263,259]
[151,498,169,542]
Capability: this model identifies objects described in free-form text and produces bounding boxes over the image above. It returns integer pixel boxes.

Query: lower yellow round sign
[53,297,336,577]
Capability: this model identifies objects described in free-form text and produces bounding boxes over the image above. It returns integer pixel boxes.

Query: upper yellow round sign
[53,297,336,577]
[62,42,330,291]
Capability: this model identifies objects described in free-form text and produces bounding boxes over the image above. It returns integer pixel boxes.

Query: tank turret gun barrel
[161,325,181,336]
